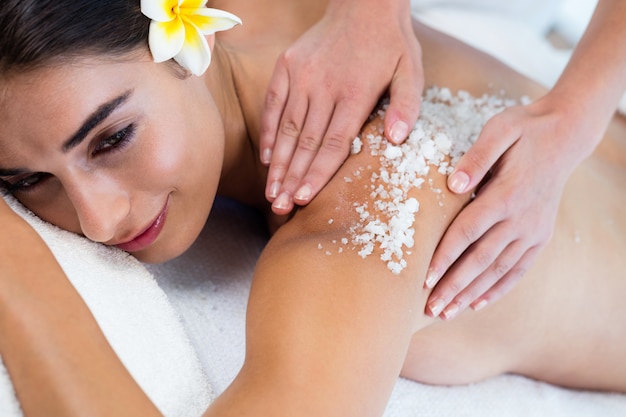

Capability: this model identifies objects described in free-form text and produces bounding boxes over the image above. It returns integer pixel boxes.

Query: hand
[260,0,423,215]
[424,94,601,320]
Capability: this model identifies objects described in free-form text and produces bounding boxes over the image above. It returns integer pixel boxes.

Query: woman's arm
[0,199,161,417]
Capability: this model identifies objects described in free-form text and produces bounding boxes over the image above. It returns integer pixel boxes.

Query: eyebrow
[62,90,133,153]
[0,90,133,177]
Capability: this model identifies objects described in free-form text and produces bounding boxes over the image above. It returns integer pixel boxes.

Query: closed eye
[2,172,52,196]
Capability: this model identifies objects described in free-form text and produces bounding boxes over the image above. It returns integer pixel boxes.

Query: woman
[0,0,624,416]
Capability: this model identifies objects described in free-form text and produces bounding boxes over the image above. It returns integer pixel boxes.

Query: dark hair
[0,0,149,75]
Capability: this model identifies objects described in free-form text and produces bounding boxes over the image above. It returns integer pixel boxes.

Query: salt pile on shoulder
[334,86,524,274]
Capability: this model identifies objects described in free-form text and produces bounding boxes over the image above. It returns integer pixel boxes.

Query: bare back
[255,20,626,393]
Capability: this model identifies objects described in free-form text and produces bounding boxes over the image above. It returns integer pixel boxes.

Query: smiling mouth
[115,198,169,253]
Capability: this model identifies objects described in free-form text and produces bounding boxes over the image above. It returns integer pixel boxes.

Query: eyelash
[91,123,136,156]
[2,123,137,196]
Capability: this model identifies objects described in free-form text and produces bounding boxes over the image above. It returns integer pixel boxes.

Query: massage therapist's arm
[0,199,161,417]
[261,0,423,215]
[427,0,626,319]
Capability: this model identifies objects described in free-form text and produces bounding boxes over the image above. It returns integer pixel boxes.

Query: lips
[115,199,169,253]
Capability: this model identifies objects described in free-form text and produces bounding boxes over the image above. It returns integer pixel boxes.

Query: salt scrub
[343,86,523,274]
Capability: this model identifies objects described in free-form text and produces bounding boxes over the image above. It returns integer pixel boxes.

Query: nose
[64,173,130,243]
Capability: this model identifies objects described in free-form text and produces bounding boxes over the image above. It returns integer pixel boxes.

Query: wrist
[533,93,604,168]
[325,0,410,21]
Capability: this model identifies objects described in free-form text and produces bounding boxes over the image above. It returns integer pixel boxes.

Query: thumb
[449,113,519,193]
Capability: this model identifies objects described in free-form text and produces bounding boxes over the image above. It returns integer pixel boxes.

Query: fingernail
[472,299,488,311]
[442,303,460,320]
[261,148,272,165]
[448,171,470,193]
[272,192,291,211]
[425,269,438,288]
[294,184,312,202]
[268,181,281,199]
[428,298,445,317]
[390,120,409,144]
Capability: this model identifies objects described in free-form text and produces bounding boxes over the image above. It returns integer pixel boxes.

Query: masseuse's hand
[261,0,423,215]
[425,94,602,320]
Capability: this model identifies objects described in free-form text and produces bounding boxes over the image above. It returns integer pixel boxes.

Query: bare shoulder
[266,87,523,279]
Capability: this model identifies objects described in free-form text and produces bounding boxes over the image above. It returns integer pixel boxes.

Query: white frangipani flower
[141,0,241,76]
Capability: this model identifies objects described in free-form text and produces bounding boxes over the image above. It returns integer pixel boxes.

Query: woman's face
[0,55,224,263]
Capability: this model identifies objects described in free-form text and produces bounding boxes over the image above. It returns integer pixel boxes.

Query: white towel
[0,195,212,417]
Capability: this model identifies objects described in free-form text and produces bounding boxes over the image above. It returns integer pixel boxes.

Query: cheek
[142,116,223,191]
[132,126,224,263]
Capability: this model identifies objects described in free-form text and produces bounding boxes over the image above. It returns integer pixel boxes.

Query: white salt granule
[340,86,520,274]
[384,145,403,159]
[351,136,363,154]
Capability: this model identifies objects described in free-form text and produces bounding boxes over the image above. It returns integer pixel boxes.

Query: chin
[128,232,198,264]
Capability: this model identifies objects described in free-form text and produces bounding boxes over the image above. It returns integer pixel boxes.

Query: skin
[427,0,626,320]
[251,0,626,320]
[258,0,423,215]
[0,1,625,415]
[0,57,224,264]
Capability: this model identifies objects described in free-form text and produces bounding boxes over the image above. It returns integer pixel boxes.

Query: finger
[470,245,542,311]
[436,238,527,320]
[273,97,334,207]
[259,58,290,165]
[426,191,507,290]
[447,111,521,194]
[265,94,309,203]
[294,98,373,205]
[384,55,424,145]
[425,221,514,318]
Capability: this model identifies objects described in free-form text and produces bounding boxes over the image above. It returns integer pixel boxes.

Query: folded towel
[0,195,212,417]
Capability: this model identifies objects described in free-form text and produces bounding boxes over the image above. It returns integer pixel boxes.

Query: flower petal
[184,8,242,35]
[173,21,212,76]
[180,0,207,9]
[148,18,185,62]
[141,0,178,22]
